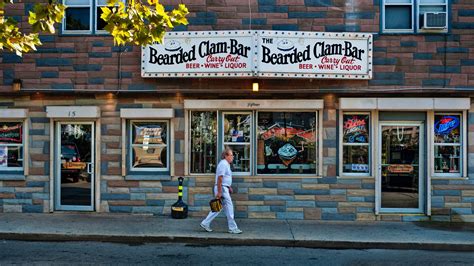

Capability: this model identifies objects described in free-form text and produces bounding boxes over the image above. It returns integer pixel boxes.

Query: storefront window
[223,112,252,174]
[434,114,461,175]
[190,111,217,174]
[257,112,317,175]
[0,122,23,170]
[130,121,168,171]
[342,113,370,175]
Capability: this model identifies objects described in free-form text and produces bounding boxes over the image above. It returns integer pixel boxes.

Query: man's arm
[216,175,223,199]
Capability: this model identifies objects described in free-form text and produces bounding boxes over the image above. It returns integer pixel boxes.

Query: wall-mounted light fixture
[12,79,22,92]
[252,80,259,92]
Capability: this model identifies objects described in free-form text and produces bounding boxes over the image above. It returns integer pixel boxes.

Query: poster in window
[257,112,316,174]
[0,146,7,168]
[0,123,22,143]
[343,115,369,143]
[133,123,166,145]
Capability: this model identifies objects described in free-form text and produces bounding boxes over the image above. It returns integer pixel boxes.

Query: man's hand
[229,186,233,194]
[216,191,222,199]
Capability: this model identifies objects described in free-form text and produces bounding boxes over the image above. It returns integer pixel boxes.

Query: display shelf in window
[190,111,217,174]
[432,113,463,177]
[223,112,252,175]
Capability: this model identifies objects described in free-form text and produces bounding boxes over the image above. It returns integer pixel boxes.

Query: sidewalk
[0,213,473,251]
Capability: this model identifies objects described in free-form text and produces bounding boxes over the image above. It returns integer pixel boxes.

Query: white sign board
[257,31,372,79]
[142,31,372,79]
[142,31,255,77]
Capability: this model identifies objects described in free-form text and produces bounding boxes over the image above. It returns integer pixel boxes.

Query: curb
[1,233,473,251]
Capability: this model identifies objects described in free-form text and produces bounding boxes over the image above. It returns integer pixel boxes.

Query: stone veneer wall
[0,94,473,222]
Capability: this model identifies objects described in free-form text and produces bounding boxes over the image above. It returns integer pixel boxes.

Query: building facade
[0,0,473,222]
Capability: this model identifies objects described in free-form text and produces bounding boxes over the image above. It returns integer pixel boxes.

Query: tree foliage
[101,0,189,46]
[0,0,66,56]
[0,0,189,57]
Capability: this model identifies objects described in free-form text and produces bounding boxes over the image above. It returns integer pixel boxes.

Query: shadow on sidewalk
[413,222,474,232]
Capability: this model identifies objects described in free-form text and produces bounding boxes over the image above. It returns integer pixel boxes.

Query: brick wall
[0,0,473,92]
[0,94,472,222]
[0,0,473,221]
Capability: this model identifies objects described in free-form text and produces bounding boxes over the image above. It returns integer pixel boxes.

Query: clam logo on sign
[164,40,181,52]
[435,116,460,135]
[277,39,295,51]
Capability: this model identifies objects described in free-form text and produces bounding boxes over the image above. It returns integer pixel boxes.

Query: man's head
[221,147,234,163]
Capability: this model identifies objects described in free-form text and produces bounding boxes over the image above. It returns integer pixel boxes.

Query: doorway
[378,121,424,213]
[55,122,95,211]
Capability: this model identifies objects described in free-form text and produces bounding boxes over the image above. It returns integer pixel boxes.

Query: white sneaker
[200,223,213,232]
[228,228,242,234]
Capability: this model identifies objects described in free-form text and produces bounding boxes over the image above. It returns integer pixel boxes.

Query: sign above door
[141,31,373,80]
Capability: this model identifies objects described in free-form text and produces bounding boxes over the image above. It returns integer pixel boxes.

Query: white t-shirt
[215,159,232,187]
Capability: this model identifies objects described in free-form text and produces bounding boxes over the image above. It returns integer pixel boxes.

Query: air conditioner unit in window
[422,12,447,29]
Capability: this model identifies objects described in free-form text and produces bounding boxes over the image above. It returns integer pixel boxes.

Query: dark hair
[221,147,233,159]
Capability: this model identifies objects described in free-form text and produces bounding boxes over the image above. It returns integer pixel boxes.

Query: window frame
[255,110,319,177]
[221,111,253,176]
[184,103,323,178]
[62,0,93,34]
[188,110,218,175]
[431,112,465,178]
[340,111,372,177]
[129,119,170,173]
[0,120,25,172]
[62,0,124,35]
[381,0,448,34]
[417,0,448,33]
[382,0,415,33]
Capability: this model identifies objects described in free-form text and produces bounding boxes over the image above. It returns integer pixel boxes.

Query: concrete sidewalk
[0,213,473,251]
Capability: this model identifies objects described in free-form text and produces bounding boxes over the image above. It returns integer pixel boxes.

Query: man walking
[200,147,242,234]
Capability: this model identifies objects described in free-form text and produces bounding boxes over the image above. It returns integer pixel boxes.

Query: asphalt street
[0,240,473,265]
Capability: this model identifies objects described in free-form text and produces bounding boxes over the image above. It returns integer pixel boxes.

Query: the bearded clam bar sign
[142,31,372,79]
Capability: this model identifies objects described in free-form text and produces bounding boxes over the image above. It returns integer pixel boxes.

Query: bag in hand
[209,198,223,212]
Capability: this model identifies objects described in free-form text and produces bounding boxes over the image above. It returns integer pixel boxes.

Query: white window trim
[382,0,415,33]
[129,120,170,172]
[184,100,324,178]
[0,121,25,172]
[187,110,218,176]
[95,0,124,34]
[62,0,93,34]
[430,112,466,179]
[222,111,253,176]
[417,0,448,33]
[338,111,373,178]
[255,110,319,177]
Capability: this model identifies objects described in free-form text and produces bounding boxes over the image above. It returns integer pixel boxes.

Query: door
[55,122,95,211]
[378,122,424,213]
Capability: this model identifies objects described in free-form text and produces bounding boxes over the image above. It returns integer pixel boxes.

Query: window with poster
[129,120,169,172]
[187,109,320,176]
[0,121,24,170]
[257,112,317,175]
[433,113,463,177]
[341,113,370,176]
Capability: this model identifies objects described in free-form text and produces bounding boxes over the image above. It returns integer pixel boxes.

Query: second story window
[64,0,92,34]
[63,0,122,34]
[382,0,448,34]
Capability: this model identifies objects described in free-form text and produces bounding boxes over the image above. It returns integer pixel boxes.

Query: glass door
[55,122,95,211]
[378,122,424,213]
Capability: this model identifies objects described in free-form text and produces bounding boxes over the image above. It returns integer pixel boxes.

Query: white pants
[201,186,238,231]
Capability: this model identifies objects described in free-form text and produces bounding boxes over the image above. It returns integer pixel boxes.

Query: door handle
[87,163,94,174]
